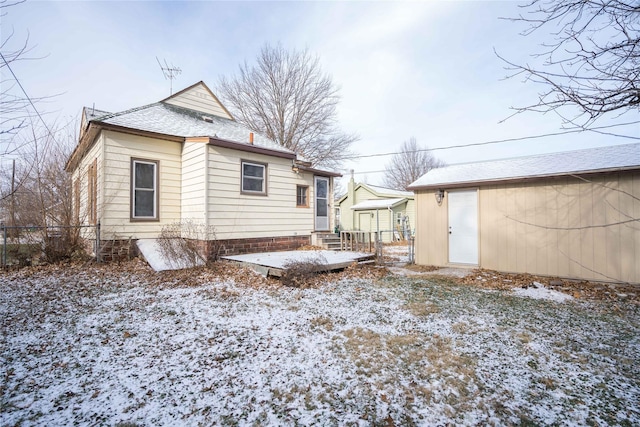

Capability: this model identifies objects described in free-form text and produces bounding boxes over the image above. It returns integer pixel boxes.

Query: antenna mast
[156,57,182,95]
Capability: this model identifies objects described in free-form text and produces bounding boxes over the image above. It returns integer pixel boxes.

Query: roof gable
[336,182,414,204]
[364,183,413,198]
[161,81,233,120]
[409,143,640,190]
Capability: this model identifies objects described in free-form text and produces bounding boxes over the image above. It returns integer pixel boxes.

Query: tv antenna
[156,57,182,95]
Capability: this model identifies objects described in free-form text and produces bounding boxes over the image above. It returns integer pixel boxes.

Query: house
[336,175,415,242]
[65,81,340,261]
[408,143,640,284]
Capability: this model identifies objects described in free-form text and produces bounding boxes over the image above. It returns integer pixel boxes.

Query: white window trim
[241,160,267,195]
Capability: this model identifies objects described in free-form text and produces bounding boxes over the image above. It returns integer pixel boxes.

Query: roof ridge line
[92,102,161,122]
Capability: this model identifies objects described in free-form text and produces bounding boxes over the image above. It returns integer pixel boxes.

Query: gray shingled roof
[85,107,112,121]
[409,143,640,189]
[88,102,294,155]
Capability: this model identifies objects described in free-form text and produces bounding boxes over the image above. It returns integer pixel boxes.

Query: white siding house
[66,81,340,261]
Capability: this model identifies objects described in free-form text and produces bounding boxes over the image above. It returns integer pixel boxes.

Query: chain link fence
[339,229,414,265]
[1,223,101,268]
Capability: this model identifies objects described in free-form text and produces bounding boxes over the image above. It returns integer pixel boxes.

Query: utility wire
[342,121,640,160]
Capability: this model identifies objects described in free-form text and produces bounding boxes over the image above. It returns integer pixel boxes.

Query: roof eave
[65,122,101,172]
[65,121,184,172]
[350,198,407,210]
[200,136,297,160]
[295,164,342,178]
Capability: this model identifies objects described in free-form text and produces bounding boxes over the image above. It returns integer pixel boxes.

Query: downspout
[204,144,209,229]
[388,206,393,241]
[349,170,355,232]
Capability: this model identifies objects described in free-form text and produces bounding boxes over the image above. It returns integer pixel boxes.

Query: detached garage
[408,143,640,284]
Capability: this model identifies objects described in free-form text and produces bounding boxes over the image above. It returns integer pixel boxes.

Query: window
[131,159,158,220]
[241,161,266,195]
[296,185,309,207]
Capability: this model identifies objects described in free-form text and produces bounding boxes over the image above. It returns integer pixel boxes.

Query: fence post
[95,222,101,263]
[408,236,415,264]
[375,234,382,262]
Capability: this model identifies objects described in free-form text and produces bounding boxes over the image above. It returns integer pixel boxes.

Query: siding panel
[101,131,182,238]
[415,171,640,283]
[207,146,317,239]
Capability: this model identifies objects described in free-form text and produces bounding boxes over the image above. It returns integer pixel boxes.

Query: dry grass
[458,268,640,305]
[402,264,441,273]
[402,301,439,317]
[2,260,639,426]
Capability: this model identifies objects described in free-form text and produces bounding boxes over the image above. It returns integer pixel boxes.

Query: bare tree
[1,118,74,224]
[498,0,639,127]
[383,137,445,191]
[217,43,358,169]
[1,0,55,212]
[0,0,46,140]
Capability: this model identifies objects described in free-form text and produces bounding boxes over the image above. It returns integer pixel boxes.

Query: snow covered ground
[1,262,639,426]
[223,250,373,270]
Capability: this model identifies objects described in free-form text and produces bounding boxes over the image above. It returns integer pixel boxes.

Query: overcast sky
[2,0,638,187]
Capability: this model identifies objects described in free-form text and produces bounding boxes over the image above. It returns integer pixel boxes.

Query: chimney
[249,132,254,144]
[348,169,355,201]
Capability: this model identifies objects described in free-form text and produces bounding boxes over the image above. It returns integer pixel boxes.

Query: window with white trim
[296,185,309,207]
[131,159,158,220]
[241,161,266,194]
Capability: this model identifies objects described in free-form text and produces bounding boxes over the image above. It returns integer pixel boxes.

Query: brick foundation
[96,235,310,263]
[210,235,311,258]
[98,238,138,262]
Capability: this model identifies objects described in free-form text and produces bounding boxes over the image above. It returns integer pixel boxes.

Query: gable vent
[202,115,213,123]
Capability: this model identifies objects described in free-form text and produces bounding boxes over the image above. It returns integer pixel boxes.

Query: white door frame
[314,176,329,231]
[448,189,479,265]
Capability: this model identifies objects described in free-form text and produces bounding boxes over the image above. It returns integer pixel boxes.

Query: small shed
[408,143,640,284]
[337,176,415,242]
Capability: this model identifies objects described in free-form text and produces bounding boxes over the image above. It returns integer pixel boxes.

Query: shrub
[158,221,216,269]
[281,254,328,288]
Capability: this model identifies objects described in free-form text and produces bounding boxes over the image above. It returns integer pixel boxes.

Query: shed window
[296,185,309,207]
[131,159,158,220]
[242,161,266,194]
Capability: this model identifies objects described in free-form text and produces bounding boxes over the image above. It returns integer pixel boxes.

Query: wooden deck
[221,250,376,277]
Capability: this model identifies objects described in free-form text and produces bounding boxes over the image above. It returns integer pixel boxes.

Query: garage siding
[415,172,640,283]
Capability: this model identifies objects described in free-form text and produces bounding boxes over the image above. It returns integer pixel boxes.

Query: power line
[342,121,640,160]
[0,51,58,144]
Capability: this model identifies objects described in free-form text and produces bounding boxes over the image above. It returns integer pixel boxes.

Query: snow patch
[513,281,573,303]
[222,250,372,269]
